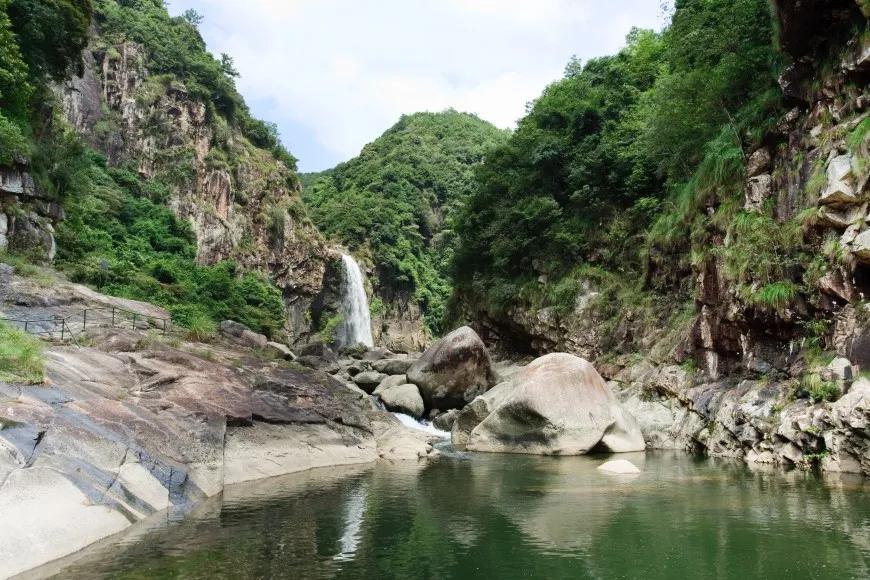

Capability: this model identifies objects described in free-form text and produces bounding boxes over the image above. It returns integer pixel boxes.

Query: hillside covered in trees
[450,0,789,357]
[0,0,330,340]
[303,110,508,335]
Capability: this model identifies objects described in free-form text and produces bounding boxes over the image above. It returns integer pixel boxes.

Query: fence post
[111,308,115,328]
[132,312,137,330]
[60,321,65,342]
[163,318,167,335]
[24,321,28,333]
[83,309,87,331]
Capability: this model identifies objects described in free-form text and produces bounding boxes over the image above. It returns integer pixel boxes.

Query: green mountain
[303,110,509,336]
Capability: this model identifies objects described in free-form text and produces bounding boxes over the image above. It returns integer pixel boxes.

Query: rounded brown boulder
[467,353,645,455]
[406,326,497,411]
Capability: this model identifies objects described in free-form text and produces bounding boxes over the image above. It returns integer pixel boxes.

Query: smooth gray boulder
[354,371,388,393]
[467,353,645,455]
[373,374,407,396]
[264,341,295,361]
[373,357,416,376]
[378,383,425,418]
[363,347,394,362]
[407,326,497,411]
[451,379,518,448]
[219,320,268,350]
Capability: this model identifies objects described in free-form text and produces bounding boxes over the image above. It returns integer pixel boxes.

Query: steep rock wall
[57,39,339,343]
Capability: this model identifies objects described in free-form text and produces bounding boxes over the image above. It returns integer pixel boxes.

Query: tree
[182,8,203,26]
[7,0,93,81]
[221,53,240,78]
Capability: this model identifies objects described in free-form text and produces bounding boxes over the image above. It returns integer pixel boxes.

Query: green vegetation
[451,0,784,349]
[0,0,301,338]
[0,320,45,384]
[314,313,343,344]
[183,312,218,343]
[304,110,509,334]
[801,373,841,403]
[93,0,296,167]
[52,151,286,337]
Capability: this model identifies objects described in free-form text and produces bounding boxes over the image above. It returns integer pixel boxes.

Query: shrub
[183,311,217,343]
[0,321,45,384]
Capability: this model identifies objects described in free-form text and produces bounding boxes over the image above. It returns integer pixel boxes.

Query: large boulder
[467,353,645,455]
[406,326,497,410]
[451,380,518,448]
[378,383,425,418]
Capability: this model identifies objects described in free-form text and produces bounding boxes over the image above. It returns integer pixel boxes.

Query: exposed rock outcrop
[0,273,443,579]
[407,326,497,411]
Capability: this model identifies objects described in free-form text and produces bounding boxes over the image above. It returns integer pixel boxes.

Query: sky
[165,1,664,173]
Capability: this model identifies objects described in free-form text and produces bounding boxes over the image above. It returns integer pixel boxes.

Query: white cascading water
[338,254,374,349]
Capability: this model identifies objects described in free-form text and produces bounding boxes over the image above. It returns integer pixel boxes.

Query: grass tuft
[0,321,45,384]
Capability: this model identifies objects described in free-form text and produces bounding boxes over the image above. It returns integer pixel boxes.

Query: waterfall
[337,254,374,348]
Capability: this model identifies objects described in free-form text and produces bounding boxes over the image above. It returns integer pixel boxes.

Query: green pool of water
[35,451,870,579]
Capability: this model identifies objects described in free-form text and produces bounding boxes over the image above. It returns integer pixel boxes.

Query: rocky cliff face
[55,40,340,342]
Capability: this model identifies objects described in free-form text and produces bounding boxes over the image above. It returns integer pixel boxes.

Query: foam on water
[392,412,451,439]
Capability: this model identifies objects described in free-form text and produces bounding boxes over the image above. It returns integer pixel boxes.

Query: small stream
[31,452,870,579]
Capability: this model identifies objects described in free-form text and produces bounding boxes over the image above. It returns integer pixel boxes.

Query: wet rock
[407,326,497,411]
[467,353,645,455]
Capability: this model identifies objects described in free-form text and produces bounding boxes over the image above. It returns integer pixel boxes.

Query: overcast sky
[164,1,664,172]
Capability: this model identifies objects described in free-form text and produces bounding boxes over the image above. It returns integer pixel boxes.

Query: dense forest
[303,110,508,334]
[449,0,791,349]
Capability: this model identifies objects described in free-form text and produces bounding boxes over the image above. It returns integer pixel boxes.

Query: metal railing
[0,306,172,342]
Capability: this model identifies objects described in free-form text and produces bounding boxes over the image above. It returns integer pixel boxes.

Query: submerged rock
[407,326,498,411]
[467,353,645,455]
[597,460,641,474]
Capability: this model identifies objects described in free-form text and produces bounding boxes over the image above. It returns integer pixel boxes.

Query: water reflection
[333,483,368,562]
[23,452,870,580]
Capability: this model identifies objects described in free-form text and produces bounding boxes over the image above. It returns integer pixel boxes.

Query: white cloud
[169,0,662,170]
